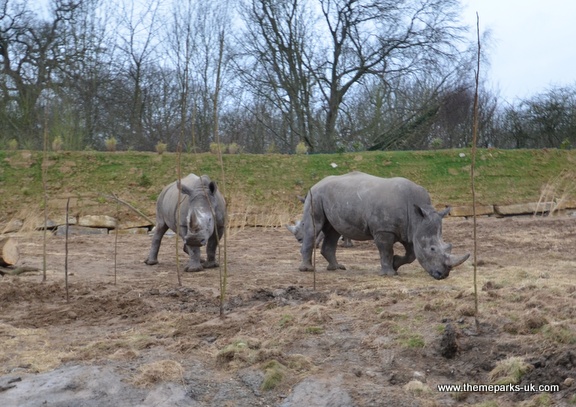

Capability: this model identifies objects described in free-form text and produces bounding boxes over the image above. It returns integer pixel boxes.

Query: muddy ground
[1,215,575,406]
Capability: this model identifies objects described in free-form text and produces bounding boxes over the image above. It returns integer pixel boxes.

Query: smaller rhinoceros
[285,220,353,247]
[144,174,226,272]
[286,195,353,247]
[298,172,469,280]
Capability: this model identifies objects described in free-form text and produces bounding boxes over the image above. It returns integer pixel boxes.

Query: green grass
[0,148,574,224]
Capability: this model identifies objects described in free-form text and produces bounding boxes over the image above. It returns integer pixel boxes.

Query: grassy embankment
[0,148,574,227]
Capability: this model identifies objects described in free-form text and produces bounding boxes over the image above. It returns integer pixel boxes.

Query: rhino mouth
[429,269,449,280]
[428,252,471,280]
[185,237,207,247]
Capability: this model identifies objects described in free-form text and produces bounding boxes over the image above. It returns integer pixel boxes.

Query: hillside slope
[1,149,574,228]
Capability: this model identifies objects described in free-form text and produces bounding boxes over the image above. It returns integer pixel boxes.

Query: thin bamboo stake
[471,13,481,320]
[309,190,317,291]
[42,106,49,282]
[113,197,119,285]
[175,142,182,287]
[213,29,228,318]
[65,197,70,303]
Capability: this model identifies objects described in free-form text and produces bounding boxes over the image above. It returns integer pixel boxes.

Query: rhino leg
[393,242,416,271]
[299,211,326,271]
[315,231,325,248]
[184,246,204,272]
[374,232,398,276]
[144,222,169,266]
[299,232,322,271]
[321,227,346,271]
[203,227,223,269]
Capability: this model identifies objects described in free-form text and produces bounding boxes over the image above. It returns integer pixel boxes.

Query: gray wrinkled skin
[298,171,469,280]
[144,174,226,272]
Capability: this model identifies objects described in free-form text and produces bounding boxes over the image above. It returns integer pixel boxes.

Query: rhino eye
[430,246,436,252]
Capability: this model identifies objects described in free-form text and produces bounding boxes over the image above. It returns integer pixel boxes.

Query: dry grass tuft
[261,359,287,391]
[216,337,262,366]
[298,304,332,325]
[540,322,576,344]
[131,360,184,387]
[537,169,575,216]
[0,323,65,374]
[403,380,432,395]
[488,356,532,385]
[520,392,554,407]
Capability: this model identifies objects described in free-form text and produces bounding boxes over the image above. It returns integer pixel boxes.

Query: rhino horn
[447,253,470,268]
[285,224,297,234]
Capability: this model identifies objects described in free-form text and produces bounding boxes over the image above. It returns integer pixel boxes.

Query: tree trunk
[0,237,19,266]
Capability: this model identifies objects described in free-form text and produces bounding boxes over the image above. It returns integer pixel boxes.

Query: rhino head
[178,176,218,247]
[286,220,304,243]
[412,205,470,280]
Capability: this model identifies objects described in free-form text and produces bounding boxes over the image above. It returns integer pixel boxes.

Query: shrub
[7,139,18,150]
[155,141,167,155]
[266,143,279,154]
[52,136,63,152]
[105,137,117,152]
[209,142,224,155]
[430,137,443,149]
[139,174,152,188]
[295,142,308,155]
[227,142,241,154]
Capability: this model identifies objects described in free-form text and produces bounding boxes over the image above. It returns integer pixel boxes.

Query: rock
[412,371,426,383]
[494,202,556,216]
[449,205,494,217]
[56,226,109,236]
[119,220,154,230]
[49,216,78,226]
[78,215,118,229]
[117,228,149,235]
[279,375,353,407]
[2,219,23,233]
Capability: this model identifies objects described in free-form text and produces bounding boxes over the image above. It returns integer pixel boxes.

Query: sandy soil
[1,215,575,406]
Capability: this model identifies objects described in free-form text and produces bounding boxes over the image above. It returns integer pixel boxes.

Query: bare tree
[111,0,161,150]
[313,0,465,151]
[238,0,466,153]
[238,0,318,152]
[0,0,82,147]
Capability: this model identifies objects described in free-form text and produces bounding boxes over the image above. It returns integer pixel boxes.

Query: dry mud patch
[1,216,575,406]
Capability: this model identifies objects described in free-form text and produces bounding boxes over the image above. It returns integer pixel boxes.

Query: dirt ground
[1,215,575,406]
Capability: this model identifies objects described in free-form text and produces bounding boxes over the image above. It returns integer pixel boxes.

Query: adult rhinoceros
[297,171,469,280]
[144,173,226,272]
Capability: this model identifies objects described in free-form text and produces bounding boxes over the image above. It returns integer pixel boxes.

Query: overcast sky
[463,0,576,104]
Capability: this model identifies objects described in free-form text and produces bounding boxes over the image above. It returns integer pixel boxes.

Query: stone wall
[2,200,576,236]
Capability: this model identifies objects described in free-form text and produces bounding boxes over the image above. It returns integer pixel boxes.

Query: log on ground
[0,237,19,266]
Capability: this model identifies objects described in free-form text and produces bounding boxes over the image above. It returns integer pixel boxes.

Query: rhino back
[311,172,430,240]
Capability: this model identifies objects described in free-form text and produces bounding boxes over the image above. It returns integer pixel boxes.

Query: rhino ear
[414,204,435,219]
[177,181,194,196]
[209,181,217,195]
